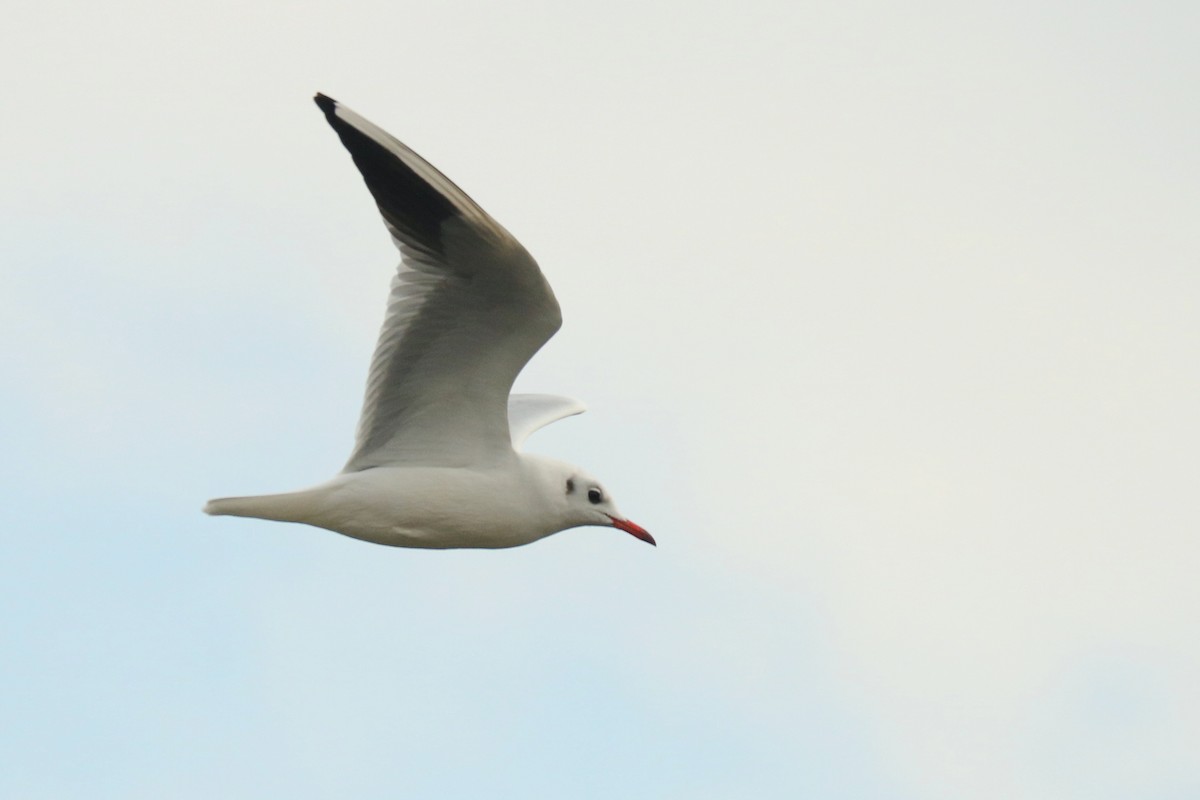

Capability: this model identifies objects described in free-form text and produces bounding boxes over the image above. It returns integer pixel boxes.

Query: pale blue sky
[3,1,1198,798]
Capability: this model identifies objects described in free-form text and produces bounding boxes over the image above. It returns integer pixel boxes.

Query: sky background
[3,1,1198,797]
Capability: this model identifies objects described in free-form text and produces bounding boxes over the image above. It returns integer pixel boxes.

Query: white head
[534,458,654,546]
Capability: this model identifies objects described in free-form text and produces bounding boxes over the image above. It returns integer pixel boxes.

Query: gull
[203,94,653,549]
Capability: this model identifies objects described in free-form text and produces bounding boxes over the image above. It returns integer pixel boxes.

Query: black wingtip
[313,93,336,115]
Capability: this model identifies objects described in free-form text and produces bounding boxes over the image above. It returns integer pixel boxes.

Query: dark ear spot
[566,478,575,495]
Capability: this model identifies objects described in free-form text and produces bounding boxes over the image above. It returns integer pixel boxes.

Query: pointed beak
[606,514,655,546]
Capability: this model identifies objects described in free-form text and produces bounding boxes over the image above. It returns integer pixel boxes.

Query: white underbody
[206,454,577,549]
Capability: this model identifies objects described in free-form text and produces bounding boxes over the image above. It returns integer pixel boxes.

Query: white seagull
[204,94,653,550]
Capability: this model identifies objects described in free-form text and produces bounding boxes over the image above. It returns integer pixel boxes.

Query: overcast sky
[3,1,1198,798]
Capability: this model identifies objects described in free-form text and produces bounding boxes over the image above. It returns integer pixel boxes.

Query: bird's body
[204,95,652,549]
[208,456,575,549]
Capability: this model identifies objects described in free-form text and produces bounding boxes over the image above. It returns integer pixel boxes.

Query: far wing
[508,394,587,449]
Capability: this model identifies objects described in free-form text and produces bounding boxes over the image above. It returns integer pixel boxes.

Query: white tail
[203,491,320,524]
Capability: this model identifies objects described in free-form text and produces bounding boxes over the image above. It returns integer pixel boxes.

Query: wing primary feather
[314,94,462,256]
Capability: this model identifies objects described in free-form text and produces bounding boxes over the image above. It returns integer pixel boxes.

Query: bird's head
[538,460,654,546]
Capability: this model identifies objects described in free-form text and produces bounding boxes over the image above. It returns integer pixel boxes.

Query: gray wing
[507,394,587,449]
[314,95,562,470]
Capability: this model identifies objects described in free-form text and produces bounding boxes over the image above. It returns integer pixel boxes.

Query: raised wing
[507,394,587,449]
[314,94,562,470]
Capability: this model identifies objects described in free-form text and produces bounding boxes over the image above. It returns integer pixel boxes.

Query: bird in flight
[204,94,653,549]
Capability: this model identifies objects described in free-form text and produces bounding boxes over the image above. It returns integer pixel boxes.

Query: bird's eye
[587,488,602,504]
[565,478,575,494]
